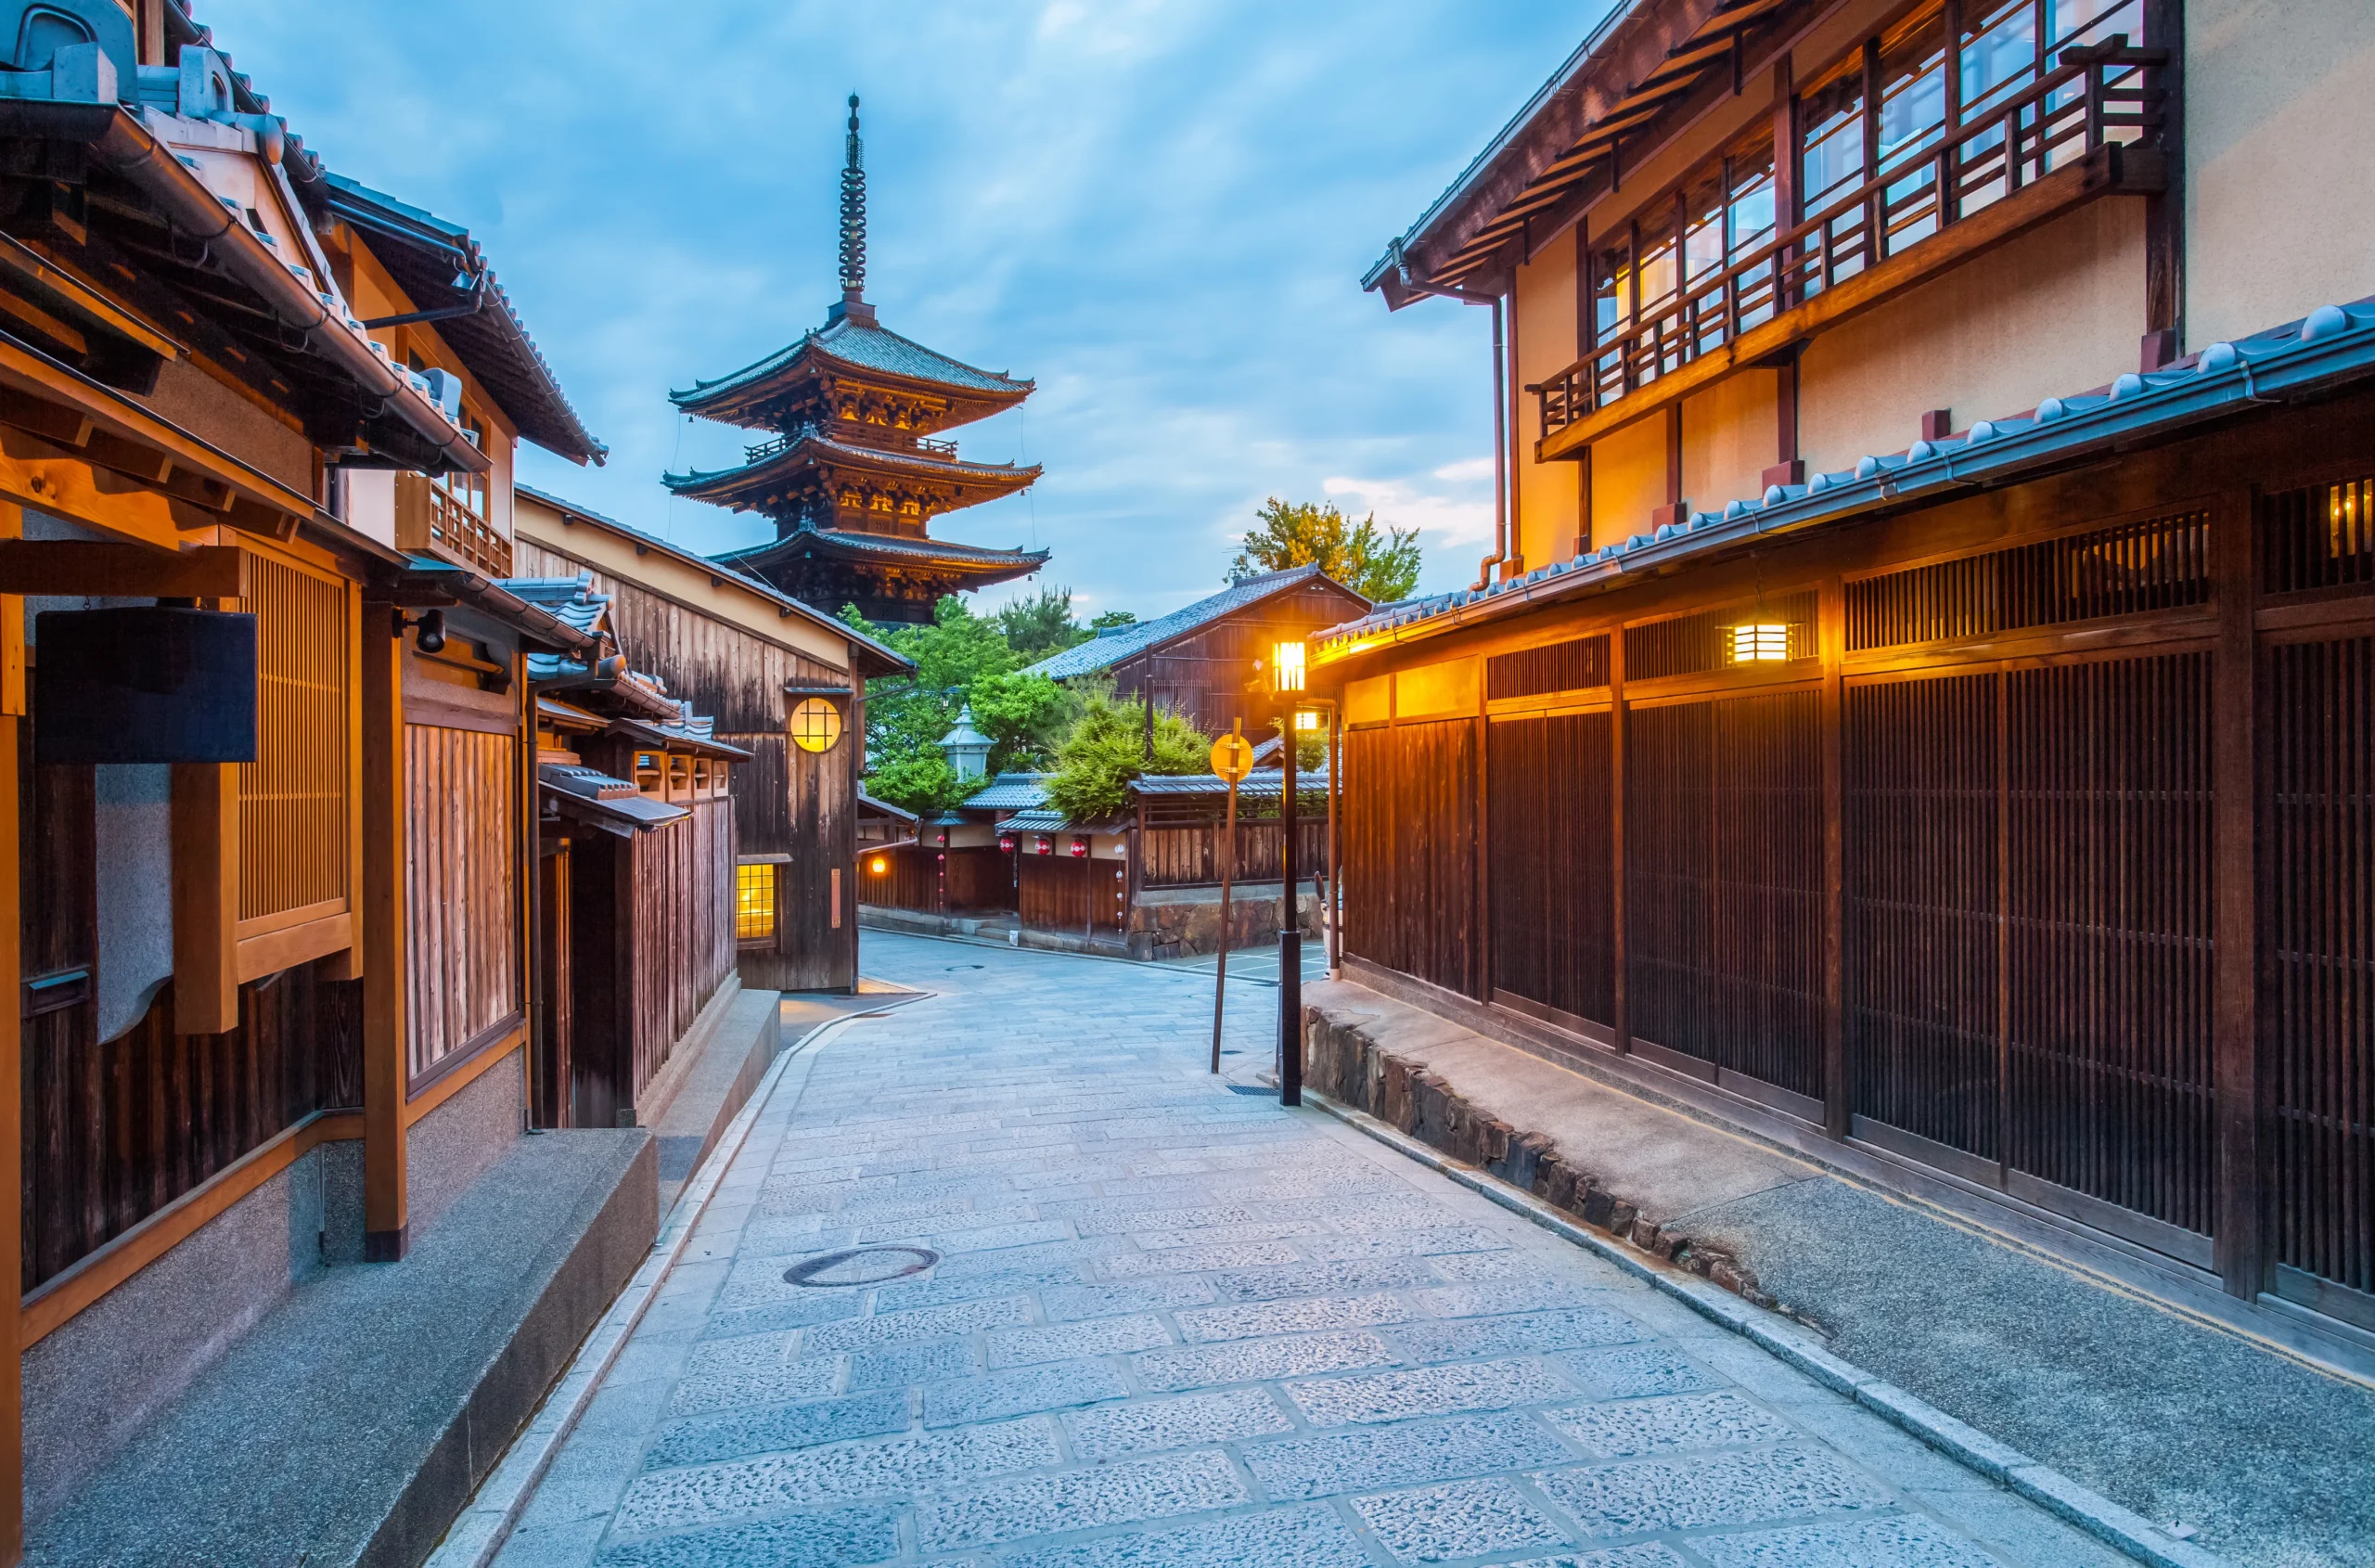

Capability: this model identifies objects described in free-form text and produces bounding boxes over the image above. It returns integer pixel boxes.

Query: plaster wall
[1514,236,1583,569]
[1798,198,2145,480]
[2184,0,2375,348]
[1590,414,1670,546]
[1681,371,1781,522]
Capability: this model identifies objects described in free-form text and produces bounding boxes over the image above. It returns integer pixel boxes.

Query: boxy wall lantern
[1729,623,1791,662]
[1270,638,1306,694]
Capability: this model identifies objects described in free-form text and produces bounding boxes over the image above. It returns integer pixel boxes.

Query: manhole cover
[1226,1085,1276,1097]
[783,1246,940,1287]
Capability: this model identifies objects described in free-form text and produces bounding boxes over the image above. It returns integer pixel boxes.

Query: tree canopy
[1228,497,1421,604]
[995,585,1097,664]
[841,597,1079,814]
[1043,693,1209,822]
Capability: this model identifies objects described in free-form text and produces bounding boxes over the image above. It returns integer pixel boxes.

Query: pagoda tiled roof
[663,430,1041,508]
[670,309,1033,429]
[1025,565,1365,681]
[718,529,1050,577]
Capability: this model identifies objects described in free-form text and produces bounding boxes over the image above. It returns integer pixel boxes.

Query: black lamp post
[1272,639,1307,1107]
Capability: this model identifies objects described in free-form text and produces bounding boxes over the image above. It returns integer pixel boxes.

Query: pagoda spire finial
[837,94,867,306]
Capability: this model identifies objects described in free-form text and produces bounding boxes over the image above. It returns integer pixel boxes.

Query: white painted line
[1303,1088,2236,1568]
[424,1007,855,1568]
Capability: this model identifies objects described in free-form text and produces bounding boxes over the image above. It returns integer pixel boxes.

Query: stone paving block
[1532,1446,1894,1538]
[665,1356,845,1418]
[1349,1476,1573,1562]
[1175,1291,1414,1343]
[1497,1547,1694,1568]
[1070,1202,1269,1237]
[1097,1240,1303,1277]
[1689,1513,2004,1567]
[1299,1225,1509,1261]
[988,1499,1370,1568]
[986,1314,1175,1367]
[927,1219,1077,1253]
[1390,1306,1649,1362]
[1204,1257,1442,1302]
[698,1294,868,1343]
[591,1502,902,1567]
[1414,1279,1605,1318]
[1133,1330,1397,1394]
[922,1357,1134,1427]
[1060,1385,1295,1460]
[1039,1277,1218,1322]
[1423,1250,1533,1282]
[798,1295,1034,1355]
[1541,1391,1796,1459]
[681,1330,801,1378]
[1285,1356,1572,1426]
[914,1449,1250,1550]
[1242,1412,1575,1500]
[1132,1220,1327,1249]
[613,1418,1060,1534]
[846,1336,981,1390]
[1554,1345,1728,1402]
[642,1388,912,1470]
[873,1263,1091,1312]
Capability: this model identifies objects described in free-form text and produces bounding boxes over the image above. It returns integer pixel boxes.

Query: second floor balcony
[1531,36,2167,460]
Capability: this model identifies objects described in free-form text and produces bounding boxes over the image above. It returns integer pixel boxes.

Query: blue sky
[203,0,1604,620]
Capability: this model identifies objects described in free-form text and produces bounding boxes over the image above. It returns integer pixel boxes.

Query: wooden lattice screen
[404,724,519,1083]
[1624,691,1825,1099]
[238,551,350,923]
[1488,711,1614,1028]
[1343,720,1477,996]
[1487,635,1610,700]
[1845,511,2211,650]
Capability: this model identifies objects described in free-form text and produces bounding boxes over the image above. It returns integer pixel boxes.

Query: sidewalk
[481,933,2160,1568]
[1302,977,2375,1568]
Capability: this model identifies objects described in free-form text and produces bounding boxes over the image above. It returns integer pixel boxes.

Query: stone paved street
[491,934,2136,1568]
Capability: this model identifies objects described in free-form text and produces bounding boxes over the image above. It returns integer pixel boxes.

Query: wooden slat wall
[1344,720,1477,996]
[1489,712,1615,1027]
[1625,692,1826,1099]
[404,724,519,1082]
[862,846,1014,914]
[515,538,856,991]
[1018,856,1125,933]
[1138,821,1327,889]
[1112,579,1372,739]
[238,551,350,921]
[860,844,944,913]
[626,799,736,1101]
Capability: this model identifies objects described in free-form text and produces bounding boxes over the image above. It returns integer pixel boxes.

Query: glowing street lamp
[1730,623,1791,663]
[1271,638,1306,694]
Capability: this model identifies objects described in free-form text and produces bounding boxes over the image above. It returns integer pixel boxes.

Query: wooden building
[0,3,725,1556]
[1025,565,1369,737]
[665,99,1046,623]
[1322,0,2375,1364]
[515,487,912,994]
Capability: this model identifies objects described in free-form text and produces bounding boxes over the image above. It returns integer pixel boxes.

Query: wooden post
[516,653,535,1128]
[1819,577,1849,1138]
[2212,489,2262,1298]
[1327,705,1341,975]
[0,500,23,1567]
[361,602,409,1261]
[1609,626,1630,1054]
[1574,220,1594,556]
[1773,58,1798,309]
[167,761,238,1035]
[2139,0,2183,368]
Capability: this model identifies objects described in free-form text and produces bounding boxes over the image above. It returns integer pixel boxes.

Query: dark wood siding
[628,798,737,1098]
[1488,711,1615,1029]
[1138,821,1326,889]
[1344,719,1477,996]
[1111,579,1371,738]
[1018,856,1125,933]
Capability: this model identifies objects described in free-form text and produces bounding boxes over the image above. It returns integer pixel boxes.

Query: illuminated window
[790,698,844,754]
[736,862,777,942]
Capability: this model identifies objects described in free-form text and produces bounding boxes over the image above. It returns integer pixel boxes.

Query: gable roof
[324,174,607,465]
[1026,566,1368,681]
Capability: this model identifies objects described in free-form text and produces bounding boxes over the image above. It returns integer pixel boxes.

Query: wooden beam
[168,761,238,1035]
[1539,151,2157,461]
[360,600,408,1261]
[1818,576,1847,1138]
[0,500,22,1568]
[0,539,245,598]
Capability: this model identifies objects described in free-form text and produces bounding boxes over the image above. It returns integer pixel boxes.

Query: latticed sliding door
[1487,710,1615,1030]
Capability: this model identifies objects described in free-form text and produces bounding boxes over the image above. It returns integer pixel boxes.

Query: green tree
[1228,498,1421,603]
[1087,609,1137,631]
[995,585,1094,664]
[1044,694,1208,821]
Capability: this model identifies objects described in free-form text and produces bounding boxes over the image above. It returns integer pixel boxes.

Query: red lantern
[1034,835,1051,855]
[1070,838,1089,858]
[998,834,1016,853]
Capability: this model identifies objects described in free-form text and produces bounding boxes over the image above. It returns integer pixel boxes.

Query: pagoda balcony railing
[1532,43,2166,446]
[394,473,512,577]
[745,430,961,463]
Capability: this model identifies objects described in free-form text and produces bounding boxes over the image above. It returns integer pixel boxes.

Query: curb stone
[421,1006,859,1568]
[1302,1087,2236,1568]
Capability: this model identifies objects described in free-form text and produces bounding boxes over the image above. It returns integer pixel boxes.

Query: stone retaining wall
[1303,1003,1777,1310]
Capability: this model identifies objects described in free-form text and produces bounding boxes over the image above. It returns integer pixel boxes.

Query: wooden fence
[861,845,1013,914]
[1335,398,2375,1329]
[404,724,520,1085]
[1137,819,1327,890]
[627,798,736,1101]
[1019,855,1126,934]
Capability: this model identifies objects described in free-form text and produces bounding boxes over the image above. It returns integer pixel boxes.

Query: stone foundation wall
[1303,1003,1776,1310]
[1127,882,1317,961]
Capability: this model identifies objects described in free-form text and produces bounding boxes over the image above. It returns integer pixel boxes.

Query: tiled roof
[960,773,1049,811]
[663,431,1041,497]
[324,175,606,465]
[673,313,1032,407]
[1317,295,2375,660]
[1129,768,1329,797]
[1002,808,1071,833]
[1026,565,1365,680]
[857,790,918,822]
[719,529,1050,572]
[539,764,687,833]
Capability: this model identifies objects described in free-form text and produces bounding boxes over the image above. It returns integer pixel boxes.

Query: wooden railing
[747,430,960,462]
[394,472,512,577]
[1534,44,2166,439]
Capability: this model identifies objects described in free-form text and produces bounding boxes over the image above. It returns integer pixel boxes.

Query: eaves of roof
[1025,565,1365,681]
[663,431,1041,496]
[672,313,1033,410]
[515,484,915,677]
[719,530,1049,573]
[1316,297,2375,662]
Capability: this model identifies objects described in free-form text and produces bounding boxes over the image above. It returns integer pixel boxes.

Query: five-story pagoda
[669,96,1046,623]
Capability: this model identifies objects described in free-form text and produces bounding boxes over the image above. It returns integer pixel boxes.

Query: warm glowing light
[1292,710,1323,731]
[1070,839,1089,857]
[734,862,777,942]
[998,835,1016,853]
[1731,623,1791,663]
[1271,639,1306,693]
[867,855,887,875]
[790,697,844,753]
